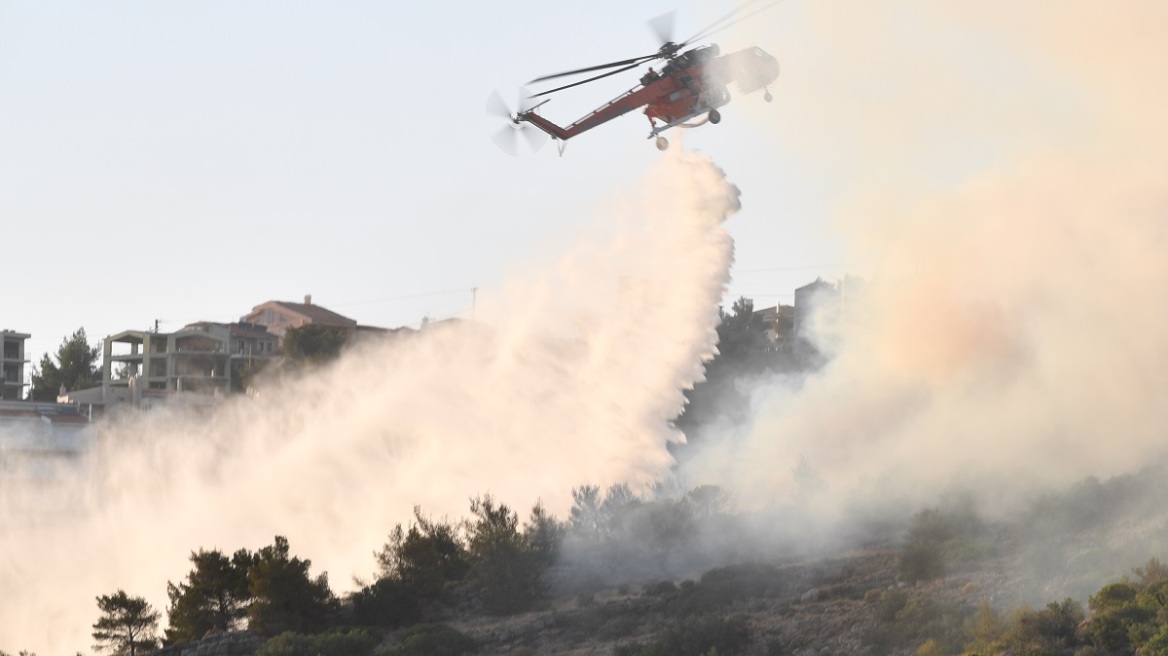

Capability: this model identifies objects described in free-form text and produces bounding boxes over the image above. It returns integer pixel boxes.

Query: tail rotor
[486,89,547,156]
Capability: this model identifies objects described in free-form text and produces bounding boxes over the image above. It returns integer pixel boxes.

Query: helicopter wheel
[764,91,773,103]
[708,109,721,124]
[655,136,669,151]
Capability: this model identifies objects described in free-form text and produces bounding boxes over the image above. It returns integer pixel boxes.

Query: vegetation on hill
[52,465,1166,656]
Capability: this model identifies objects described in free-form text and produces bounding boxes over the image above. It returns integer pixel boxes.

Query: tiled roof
[269,302,356,326]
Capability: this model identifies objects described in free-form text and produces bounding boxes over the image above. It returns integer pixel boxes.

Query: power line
[331,287,479,308]
[732,264,847,274]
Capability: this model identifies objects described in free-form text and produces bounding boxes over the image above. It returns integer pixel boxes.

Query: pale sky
[1,1,849,365]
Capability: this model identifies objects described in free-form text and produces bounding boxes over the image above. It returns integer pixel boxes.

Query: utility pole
[471,287,478,320]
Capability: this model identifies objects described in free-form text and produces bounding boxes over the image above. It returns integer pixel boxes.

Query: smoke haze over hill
[682,0,1168,515]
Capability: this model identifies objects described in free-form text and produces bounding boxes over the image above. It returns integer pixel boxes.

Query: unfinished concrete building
[103,321,277,404]
[1,330,30,401]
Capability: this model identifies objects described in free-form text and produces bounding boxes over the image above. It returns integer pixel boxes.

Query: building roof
[254,301,357,327]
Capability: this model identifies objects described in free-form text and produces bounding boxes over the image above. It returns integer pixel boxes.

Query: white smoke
[0,150,739,654]
[683,1,1168,518]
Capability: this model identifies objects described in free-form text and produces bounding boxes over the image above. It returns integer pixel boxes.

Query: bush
[664,563,780,618]
[554,602,649,641]
[877,590,909,622]
[642,580,678,597]
[626,614,751,656]
[899,542,944,583]
[864,591,969,654]
[350,577,422,628]
[258,627,381,656]
[897,504,989,583]
[1003,598,1083,654]
[380,623,476,656]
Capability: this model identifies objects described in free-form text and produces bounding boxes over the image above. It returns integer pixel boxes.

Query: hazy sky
[1,0,844,365]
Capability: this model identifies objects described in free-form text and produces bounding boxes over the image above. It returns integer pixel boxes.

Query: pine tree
[246,536,337,636]
[92,590,159,656]
[30,327,101,400]
[164,549,254,645]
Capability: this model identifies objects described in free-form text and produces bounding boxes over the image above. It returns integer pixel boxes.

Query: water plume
[0,150,739,654]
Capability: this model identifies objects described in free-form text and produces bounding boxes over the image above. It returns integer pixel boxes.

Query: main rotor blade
[681,0,786,46]
[647,11,676,46]
[530,61,645,98]
[528,53,656,84]
[517,87,538,113]
[486,90,513,120]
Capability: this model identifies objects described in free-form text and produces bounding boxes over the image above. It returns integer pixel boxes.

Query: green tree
[281,325,349,366]
[92,590,160,656]
[376,509,469,598]
[524,501,565,567]
[963,599,1006,654]
[674,297,796,437]
[29,327,101,400]
[246,536,338,637]
[165,548,254,645]
[1003,598,1084,654]
[355,510,469,628]
[568,485,604,542]
[465,495,547,615]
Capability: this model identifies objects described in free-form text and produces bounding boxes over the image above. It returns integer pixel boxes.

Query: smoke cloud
[684,1,1168,515]
[0,150,738,654]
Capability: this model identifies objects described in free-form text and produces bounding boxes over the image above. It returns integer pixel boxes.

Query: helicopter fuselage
[519,45,779,143]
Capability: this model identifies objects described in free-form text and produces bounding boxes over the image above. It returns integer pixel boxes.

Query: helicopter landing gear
[707,109,721,124]
[655,136,669,151]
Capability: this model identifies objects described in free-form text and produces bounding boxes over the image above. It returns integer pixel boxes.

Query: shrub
[642,580,678,597]
[257,627,381,656]
[877,590,909,622]
[553,602,649,641]
[380,623,476,656]
[1004,599,1083,654]
[865,591,969,654]
[350,577,422,628]
[665,563,780,618]
[627,614,751,656]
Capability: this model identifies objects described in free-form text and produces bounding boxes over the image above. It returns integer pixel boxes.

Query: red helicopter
[488,2,781,154]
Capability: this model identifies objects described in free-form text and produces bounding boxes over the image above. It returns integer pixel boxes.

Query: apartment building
[1,330,30,400]
[103,321,277,401]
